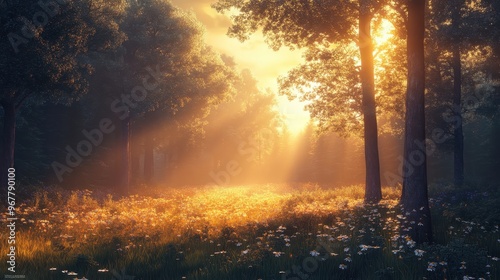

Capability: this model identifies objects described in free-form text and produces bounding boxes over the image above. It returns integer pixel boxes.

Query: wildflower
[339,264,347,270]
[414,249,425,257]
[407,240,416,248]
[392,250,400,254]
[337,235,350,242]
[344,247,350,253]
[391,235,400,242]
[463,276,475,280]
[439,261,448,266]
[344,257,352,262]
[427,262,437,272]
[236,242,242,247]
[307,250,319,257]
[492,257,499,261]
[273,251,284,257]
[97,269,109,272]
[67,272,78,276]
[49,268,57,271]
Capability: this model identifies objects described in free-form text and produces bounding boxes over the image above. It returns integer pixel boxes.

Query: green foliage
[0,0,126,106]
[213,0,357,50]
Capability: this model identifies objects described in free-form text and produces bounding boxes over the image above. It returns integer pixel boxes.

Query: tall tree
[0,0,125,188]
[426,0,496,185]
[400,0,432,244]
[451,0,464,186]
[214,0,387,203]
[115,0,235,187]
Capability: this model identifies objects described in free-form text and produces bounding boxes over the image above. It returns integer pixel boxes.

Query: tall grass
[0,184,498,279]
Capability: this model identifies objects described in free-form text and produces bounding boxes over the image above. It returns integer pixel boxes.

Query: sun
[277,95,310,135]
[373,19,396,47]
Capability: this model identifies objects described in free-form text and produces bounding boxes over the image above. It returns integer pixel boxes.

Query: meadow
[0,183,498,280]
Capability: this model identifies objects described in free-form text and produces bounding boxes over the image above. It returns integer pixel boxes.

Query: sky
[170,0,311,133]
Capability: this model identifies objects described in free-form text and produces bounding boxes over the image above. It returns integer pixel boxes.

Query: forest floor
[0,183,498,280]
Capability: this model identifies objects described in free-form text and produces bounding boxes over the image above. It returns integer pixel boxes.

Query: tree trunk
[451,0,464,187]
[359,4,382,204]
[400,0,432,244]
[143,137,154,184]
[120,115,131,192]
[1,101,16,189]
[452,45,464,186]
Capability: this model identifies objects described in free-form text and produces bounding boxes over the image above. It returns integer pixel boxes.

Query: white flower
[241,249,249,255]
[273,251,284,257]
[414,249,425,257]
[310,250,320,257]
[339,264,347,270]
[337,235,350,242]
[344,257,352,262]
[427,262,437,271]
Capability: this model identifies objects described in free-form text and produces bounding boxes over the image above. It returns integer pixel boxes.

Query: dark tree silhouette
[400,0,432,244]
[0,0,125,189]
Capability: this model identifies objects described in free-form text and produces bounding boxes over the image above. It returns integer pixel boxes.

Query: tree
[214,0,389,203]
[425,0,497,185]
[0,0,125,188]
[114,0,235,187]
[400,0,432,244]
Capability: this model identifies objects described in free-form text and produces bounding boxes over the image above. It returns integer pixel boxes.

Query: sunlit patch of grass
[0,183,497,279]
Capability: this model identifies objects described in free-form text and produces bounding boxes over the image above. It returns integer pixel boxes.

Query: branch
[388,2,408,29]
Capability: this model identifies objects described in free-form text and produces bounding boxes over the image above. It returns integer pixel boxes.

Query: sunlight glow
[373,19,396,48]
[277,95,310,135]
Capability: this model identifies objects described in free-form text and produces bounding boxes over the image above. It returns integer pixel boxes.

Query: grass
[0,183,498,279]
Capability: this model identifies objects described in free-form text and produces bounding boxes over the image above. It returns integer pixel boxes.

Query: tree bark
[143,136,154,184]
[452,45,464,187]
[400,0,432,244]
[1,101,16,189]
[451,0,464,187]
[359,5,382,204]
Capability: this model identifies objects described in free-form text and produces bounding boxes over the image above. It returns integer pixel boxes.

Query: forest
[0,0,499,279]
